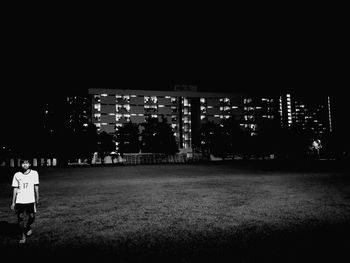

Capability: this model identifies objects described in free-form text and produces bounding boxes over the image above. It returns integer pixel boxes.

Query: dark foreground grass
[0,163,350,262]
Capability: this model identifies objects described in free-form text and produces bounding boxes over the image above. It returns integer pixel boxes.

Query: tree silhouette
[141,116,178,154]
[255,118,281,159]
[220,116,246,159]
[273,126,311,160]
[115,122,141,156]
[157,116,178,154]
[97,131,115,164]
[81,124,99,164]
[199,121,223,157]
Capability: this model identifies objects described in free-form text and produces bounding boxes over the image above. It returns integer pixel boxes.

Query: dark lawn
[0,162,350,262]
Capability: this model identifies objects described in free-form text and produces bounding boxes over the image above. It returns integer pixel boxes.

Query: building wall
[279,93,332,138]
[88,88,333,151]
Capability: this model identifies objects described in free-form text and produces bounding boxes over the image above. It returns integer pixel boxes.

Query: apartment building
[279,93,332,138]
[88,88,249,149]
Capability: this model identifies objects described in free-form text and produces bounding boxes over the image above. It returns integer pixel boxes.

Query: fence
[123,153,183,165]
[0,153,206,167]
[0,158,58,167]
[111,153,205,165]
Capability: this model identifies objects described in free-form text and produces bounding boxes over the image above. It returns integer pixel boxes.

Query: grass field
[0,162,350,262]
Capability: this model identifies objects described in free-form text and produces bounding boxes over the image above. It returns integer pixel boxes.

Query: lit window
[94,104,101,111]
[151,96,157,103]
[116,104,123,111]
[94,95,101,102]
[101,94,108,97]
[94,113,101,120]
[184,98,189,106]
[116,114,122,121]
[200,98,206,104]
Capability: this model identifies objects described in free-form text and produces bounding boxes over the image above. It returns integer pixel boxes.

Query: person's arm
[11,187,18,210]
[34,185,39,204]
[11,174,19,210]
[33,171,40,205]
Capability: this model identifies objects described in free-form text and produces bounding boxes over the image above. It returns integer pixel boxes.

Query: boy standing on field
[11,159,39,244]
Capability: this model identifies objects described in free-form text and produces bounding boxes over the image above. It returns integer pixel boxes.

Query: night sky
[2,19,346,135]
[4,18,346,96]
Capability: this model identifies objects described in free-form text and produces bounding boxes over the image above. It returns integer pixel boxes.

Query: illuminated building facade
[43,95,91,133]
[279,93,332,138]
[66,95,91,132]
[240,96,278,136]
[89,88,250,149]
[88,88,333,150]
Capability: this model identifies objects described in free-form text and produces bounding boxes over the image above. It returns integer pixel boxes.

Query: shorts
[15,203,36,214]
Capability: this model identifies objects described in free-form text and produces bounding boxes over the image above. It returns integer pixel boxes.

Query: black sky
[4,16,347,96]
[2,16,347,130]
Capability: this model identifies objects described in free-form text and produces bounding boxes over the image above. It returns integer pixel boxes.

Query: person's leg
[25,212,35,235]
[25,204,36,236]
[16,207,26,243]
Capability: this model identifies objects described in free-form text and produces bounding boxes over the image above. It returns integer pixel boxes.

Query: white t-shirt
[12,169,39,204]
